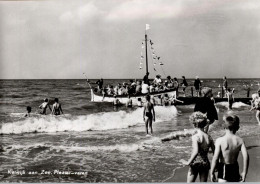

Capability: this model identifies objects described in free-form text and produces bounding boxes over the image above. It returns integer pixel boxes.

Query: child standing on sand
[181,112,215,182]
[210,115,249,182]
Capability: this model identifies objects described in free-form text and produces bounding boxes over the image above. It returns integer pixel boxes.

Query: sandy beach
[165,135,260,182]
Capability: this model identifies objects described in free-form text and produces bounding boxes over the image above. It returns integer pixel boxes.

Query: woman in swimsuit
[52,98,63,116]
[181,112,215,182]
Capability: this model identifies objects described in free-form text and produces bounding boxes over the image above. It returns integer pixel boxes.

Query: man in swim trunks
[210,115,249,182]
[52,98,63,115]
[143,95,155,135]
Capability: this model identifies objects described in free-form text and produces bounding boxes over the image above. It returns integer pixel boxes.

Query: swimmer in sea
[24,106,32,117]
[39,98,52,115]
[52,98,63,116]
[143,95,155,135]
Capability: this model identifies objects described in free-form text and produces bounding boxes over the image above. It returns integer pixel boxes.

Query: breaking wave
[0,106,178,134]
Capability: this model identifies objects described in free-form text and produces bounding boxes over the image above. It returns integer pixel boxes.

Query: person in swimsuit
[143,95,155,135]
[181,112,215,182]
[39,98,52,115]
[52,98,63,115]
[210,115,249,182]
[250,94,260,125]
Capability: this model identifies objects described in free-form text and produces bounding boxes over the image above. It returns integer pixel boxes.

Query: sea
[0,78,260,182]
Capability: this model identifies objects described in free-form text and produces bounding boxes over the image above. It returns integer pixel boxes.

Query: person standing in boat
[194,87,218,133]
[166,76,174,88]
[173,77,179,96]
[153,74,162,84]
[143,95,155,135]
[143,72,150,85]
[194,76,202,97]
[141,81,149,94]
[181,76,188,97]
[52,98,63,116]
[96,78,103,92]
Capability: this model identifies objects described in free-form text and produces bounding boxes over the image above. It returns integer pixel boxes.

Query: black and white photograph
[0,0,260,182]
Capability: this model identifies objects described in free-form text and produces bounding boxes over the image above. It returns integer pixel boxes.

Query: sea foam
[0,106,178,134]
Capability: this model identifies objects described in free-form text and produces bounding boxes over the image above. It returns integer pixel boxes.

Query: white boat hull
[90,89,176,106]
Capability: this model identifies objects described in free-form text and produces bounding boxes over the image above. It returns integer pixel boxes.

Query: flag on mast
[145,24,150,30]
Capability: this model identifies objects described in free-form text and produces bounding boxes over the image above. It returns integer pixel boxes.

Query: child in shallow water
[181,112,215,182]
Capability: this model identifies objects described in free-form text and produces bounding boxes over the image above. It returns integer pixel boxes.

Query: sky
[0,0,260,79]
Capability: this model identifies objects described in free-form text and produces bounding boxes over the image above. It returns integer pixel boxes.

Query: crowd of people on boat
[93,73,189,97]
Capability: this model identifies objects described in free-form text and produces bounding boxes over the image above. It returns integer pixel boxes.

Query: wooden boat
[87,24,252,106]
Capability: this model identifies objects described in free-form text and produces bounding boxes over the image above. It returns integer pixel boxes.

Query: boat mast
[145,33,148,75]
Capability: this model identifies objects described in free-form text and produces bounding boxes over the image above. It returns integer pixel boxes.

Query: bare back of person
[219,134,243,164]
[144,102,153,118]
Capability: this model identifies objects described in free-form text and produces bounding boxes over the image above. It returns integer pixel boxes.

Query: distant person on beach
[194,87,218,133]
[227,88,235,110]
[143,95,155,135]
[181,112,215,182]
[211,115,249,182]
[126,95,132,108]
[194,76,201,97]
[181,76,188,97]
[223,76,228,96]
[52,98,63,115]
[24,106,32,117]
[39,98,52,115]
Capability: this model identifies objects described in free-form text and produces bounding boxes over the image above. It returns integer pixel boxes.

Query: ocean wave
[216,102,250,108]
[161,129,196,142]
[3,136,163,154]
[0,106,178,134]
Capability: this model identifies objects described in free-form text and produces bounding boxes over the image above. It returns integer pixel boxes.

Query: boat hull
[90,89,252,106]
[90,89,177,106]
